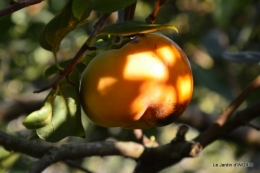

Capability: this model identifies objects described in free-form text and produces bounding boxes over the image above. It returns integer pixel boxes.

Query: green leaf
[22,94,53,129]
[39,0,89,52]
[72,0,137,20]
[0,146,20,171]
[72,0,92,20]
[97,21,178,37]
[36,69,84,142]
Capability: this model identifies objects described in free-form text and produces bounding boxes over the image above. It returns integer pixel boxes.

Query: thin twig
[0,0,44,18]
[146,0,169,24]
[246,122,260,131]
[34,13,111,93]
[195,73,260,148]
[217,75,260,125]
[246,123,260,131]
[124,2,137,21]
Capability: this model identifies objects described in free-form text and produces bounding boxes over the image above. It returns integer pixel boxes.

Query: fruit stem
[34,13,111,93]
[146,0,169,24]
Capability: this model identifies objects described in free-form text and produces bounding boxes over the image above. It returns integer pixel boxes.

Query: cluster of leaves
[40,0,137,53]
[23,69,85,142]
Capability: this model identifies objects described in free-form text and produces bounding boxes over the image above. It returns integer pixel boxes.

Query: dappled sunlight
[176,74,193,103]
[97,76,118,96]
[156,46,176,66]
[124,51,169,81]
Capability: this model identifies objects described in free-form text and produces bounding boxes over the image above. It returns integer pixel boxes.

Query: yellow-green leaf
[97,21,178,37]
[22,94,53,129]
[36,69,85,142]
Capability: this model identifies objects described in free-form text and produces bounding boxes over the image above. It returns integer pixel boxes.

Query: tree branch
[0,126,199,173]
[0,0,44,18]
[180,105,260,148]
[0,130,50,158]
[1,98,260,172]
[27,141,145,173]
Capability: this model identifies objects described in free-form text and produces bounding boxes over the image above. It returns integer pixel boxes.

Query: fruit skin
[80,33,193,129]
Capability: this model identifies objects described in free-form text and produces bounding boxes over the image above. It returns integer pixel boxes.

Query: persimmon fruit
[80,33,193,129]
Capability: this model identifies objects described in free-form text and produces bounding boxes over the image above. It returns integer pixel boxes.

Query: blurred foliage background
[1,0,260,172]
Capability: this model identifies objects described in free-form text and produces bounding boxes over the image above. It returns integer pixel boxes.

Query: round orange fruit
[80,33,193,129]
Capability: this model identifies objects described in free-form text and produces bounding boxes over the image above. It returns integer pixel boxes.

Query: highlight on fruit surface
[80,33,193,129]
